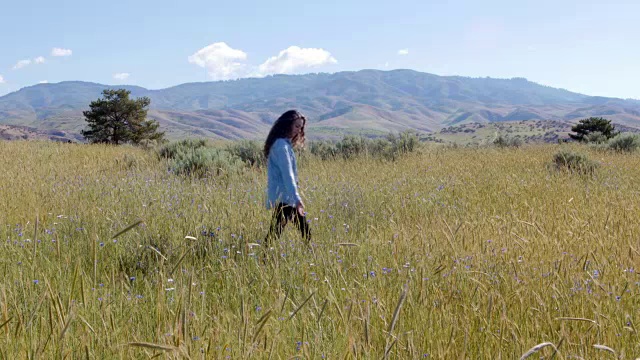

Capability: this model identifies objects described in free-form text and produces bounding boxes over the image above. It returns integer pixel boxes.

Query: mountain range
[1,69,639,141]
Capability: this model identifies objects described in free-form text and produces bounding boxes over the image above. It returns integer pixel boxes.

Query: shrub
[368,138,392,159]
[227,140,265,167]
[170,147,244,177]
[381,131,420,160]
[336,135,369,159]
[158,139,207,159]
[318,131,420,161]
[493,134,522,148]
[158,139,244,177]
[309,140,338,160]
[607,133,640,153]
[584,131,608,144]
[552,150,598,175]
[388,131,419,152]
[138,138,167,150]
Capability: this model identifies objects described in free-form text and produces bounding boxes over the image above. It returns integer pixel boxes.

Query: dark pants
[265,203,311,245]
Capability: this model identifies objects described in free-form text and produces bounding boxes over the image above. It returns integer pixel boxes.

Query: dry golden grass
[1,140,639,358]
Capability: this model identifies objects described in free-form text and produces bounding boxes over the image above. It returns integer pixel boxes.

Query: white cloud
[13,59,32,70]
[188,43,338,80]
[398,48,409,56]
[113,73,130,80]
[188,42,248,80]
[39,80,49,84]
[258,46,337,76]
[0,75,4,84]
[51,48,72,57]
[13,56,47,70]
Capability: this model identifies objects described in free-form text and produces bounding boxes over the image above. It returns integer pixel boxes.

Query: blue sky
[1,0,638,98]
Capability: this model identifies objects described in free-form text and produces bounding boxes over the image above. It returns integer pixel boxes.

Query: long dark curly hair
[263,110,307,158]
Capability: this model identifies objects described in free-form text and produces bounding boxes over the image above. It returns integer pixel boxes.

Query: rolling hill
[1,69,639,140]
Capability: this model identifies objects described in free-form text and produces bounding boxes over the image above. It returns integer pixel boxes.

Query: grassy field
[1,140,640,359]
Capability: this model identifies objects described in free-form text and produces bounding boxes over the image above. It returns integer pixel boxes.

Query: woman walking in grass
[263,110,311,245]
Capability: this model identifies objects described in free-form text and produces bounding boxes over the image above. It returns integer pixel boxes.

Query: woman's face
[290,117,304,138]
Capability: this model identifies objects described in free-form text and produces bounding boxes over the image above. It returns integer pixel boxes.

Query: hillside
[0,125,79,142]
[1,69,639,140]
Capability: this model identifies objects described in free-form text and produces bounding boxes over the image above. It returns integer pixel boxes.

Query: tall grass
[1,141,640,358]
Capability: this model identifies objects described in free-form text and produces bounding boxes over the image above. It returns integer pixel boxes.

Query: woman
[263,110,311,245]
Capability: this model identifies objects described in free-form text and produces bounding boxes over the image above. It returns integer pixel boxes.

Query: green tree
[81,89,164,145]
[569,117,618,142]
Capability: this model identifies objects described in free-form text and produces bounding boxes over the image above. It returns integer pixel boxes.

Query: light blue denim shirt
[266,138,301,209]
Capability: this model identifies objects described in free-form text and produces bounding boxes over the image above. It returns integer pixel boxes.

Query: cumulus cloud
[0,75,4,84]
[13,59,32,70]
[51,48,72,57]
[257,46,337,76]
[39,80,49,84]
[188,42,248,80]
[34,56,46,64]
[113,73,130,80]
[398,48,409,55]
[188,43,338,80]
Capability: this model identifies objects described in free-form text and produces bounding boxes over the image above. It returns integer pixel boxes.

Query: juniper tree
[569,117,618,142]
[81,89,164,145]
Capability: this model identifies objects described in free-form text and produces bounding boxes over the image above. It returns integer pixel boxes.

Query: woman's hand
[296,201,305,217]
